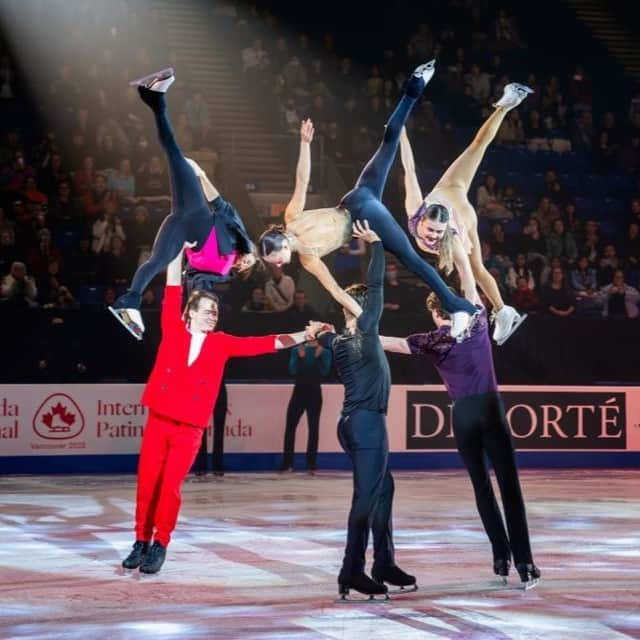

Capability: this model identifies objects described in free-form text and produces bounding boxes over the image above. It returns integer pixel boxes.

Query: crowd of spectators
[1,0,640,327]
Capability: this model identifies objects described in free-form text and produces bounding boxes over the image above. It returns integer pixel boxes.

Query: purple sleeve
[407,330,455,361]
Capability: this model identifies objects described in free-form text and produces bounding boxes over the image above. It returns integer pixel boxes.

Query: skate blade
[522,577,539,591]
[334,593,390,604]
[386,583,418,595]
[108,306,144,340]
[129,67,174,88]
[495,313,527,346]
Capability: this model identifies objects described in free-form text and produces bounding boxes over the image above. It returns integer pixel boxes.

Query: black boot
[493,558,511,583]
[122,540,149,569]
[139,541,167,574]
[372,564,417,592]
[137,86,167,112]
[515,562,541,590]
[338,572,388,600]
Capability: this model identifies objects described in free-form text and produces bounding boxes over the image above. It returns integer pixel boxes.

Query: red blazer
[142,286,277,427]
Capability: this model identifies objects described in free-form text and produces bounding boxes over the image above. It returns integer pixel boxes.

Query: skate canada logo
[33,394,85,440]
[406,390,627,450]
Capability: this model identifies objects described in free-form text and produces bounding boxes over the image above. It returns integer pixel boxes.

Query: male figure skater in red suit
[122,242,311,574]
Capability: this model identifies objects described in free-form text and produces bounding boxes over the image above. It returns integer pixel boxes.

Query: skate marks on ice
[1,470,640,639]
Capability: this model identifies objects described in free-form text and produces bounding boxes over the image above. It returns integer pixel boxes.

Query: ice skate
[336,573,389,603]
[516,562,541,591]
[412,59,436,86]
[492,305,526,345]
[122,541,149,569]
[372,564,418,594]
[493,558,511,585]
[139,541,167,574]
[129,67,175,92]
[493,82,534,111]
[108,306,145,340]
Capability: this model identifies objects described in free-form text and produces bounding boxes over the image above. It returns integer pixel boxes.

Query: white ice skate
[129,67,175,92]
[492,305,526,345]
[493,82,534,110]
[412,59,436,86]
[108,306,145,340]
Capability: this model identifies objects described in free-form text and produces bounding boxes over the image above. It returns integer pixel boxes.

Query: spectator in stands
[242,286,268,312]
[92,201,126,254]
[524,110,548,151]
[184,90,209,135]
[22,176,48,209]
[0,207,15,239]
[531,196,559,236]
[502,184,525,218]
[125,204,155,265]
[73,155,96,199]
[571,110,596,154]
[107,158,136,199]
[140,288,158,310]
[242,38,270,75]
[489,222,509,258]
[546,218,577,264]
[100,235,130,287]
[383,261,413,312]
[580,219,602,265]
[476,174,513,220]
[598,244,622,286]
[511,276,539,313]
[571,255,601,316]
[38,151,69,197]
[28,229,62,282]
[1,261,38,307]
[506,253,535,293]
[264,264,295,312]
[620,222,640,277]
[541,265,575,318]
[83,173,119,220]
[48,180,82,232]
[137,154,169,197]
[598,269,640,318]
[287,289,316,324]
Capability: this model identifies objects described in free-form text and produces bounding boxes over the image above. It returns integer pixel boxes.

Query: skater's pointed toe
[109,306,145,340]
[493,82,533,110]
[412,59,436,85]
[130,67,175,92]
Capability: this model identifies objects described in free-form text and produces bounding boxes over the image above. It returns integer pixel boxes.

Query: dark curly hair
[345,283,368,311]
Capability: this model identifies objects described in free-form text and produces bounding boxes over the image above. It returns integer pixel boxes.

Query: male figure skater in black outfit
[309,220,416,600]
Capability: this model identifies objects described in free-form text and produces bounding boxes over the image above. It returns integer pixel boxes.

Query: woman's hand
[300,118,314,144]
[352,219,380,244]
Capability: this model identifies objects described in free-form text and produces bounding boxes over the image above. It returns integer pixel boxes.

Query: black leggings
[340,76,476,315]
[452,391,533,565]
[113,90,215,310]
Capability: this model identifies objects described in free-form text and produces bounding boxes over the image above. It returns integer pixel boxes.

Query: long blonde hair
[438,227,454,276]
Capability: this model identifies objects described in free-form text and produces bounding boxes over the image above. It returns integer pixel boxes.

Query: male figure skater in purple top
[380,291,540,589]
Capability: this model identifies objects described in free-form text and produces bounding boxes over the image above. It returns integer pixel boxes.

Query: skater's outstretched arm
[452,235,481,304]
[299,253,363,318]
[284,119,314,225]
[355,220,384,334]
[166,241,195,286]
[399,127,424,217]
[379,336,411,354]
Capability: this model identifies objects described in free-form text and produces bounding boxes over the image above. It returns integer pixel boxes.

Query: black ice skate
[493,558,511,585]
[372,564,418,594]
[122,540,149,569]
[336,572,389,602]
[516,562,541,591]
[139,541,167,574]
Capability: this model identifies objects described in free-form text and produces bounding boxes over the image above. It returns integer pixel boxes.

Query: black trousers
[282,383,322,469]
[452,391,533,565]
[194,384,228,473]
[337,409,395,577]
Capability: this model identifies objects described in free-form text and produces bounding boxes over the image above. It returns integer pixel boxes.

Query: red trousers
[135,411,203,546]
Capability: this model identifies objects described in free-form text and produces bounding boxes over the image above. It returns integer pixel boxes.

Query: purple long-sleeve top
[406,310,497,401]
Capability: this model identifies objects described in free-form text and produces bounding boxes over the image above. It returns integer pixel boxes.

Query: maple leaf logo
[42,402,76,432]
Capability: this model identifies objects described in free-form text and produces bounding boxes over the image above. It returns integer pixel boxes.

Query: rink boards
[1,384,639,472]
